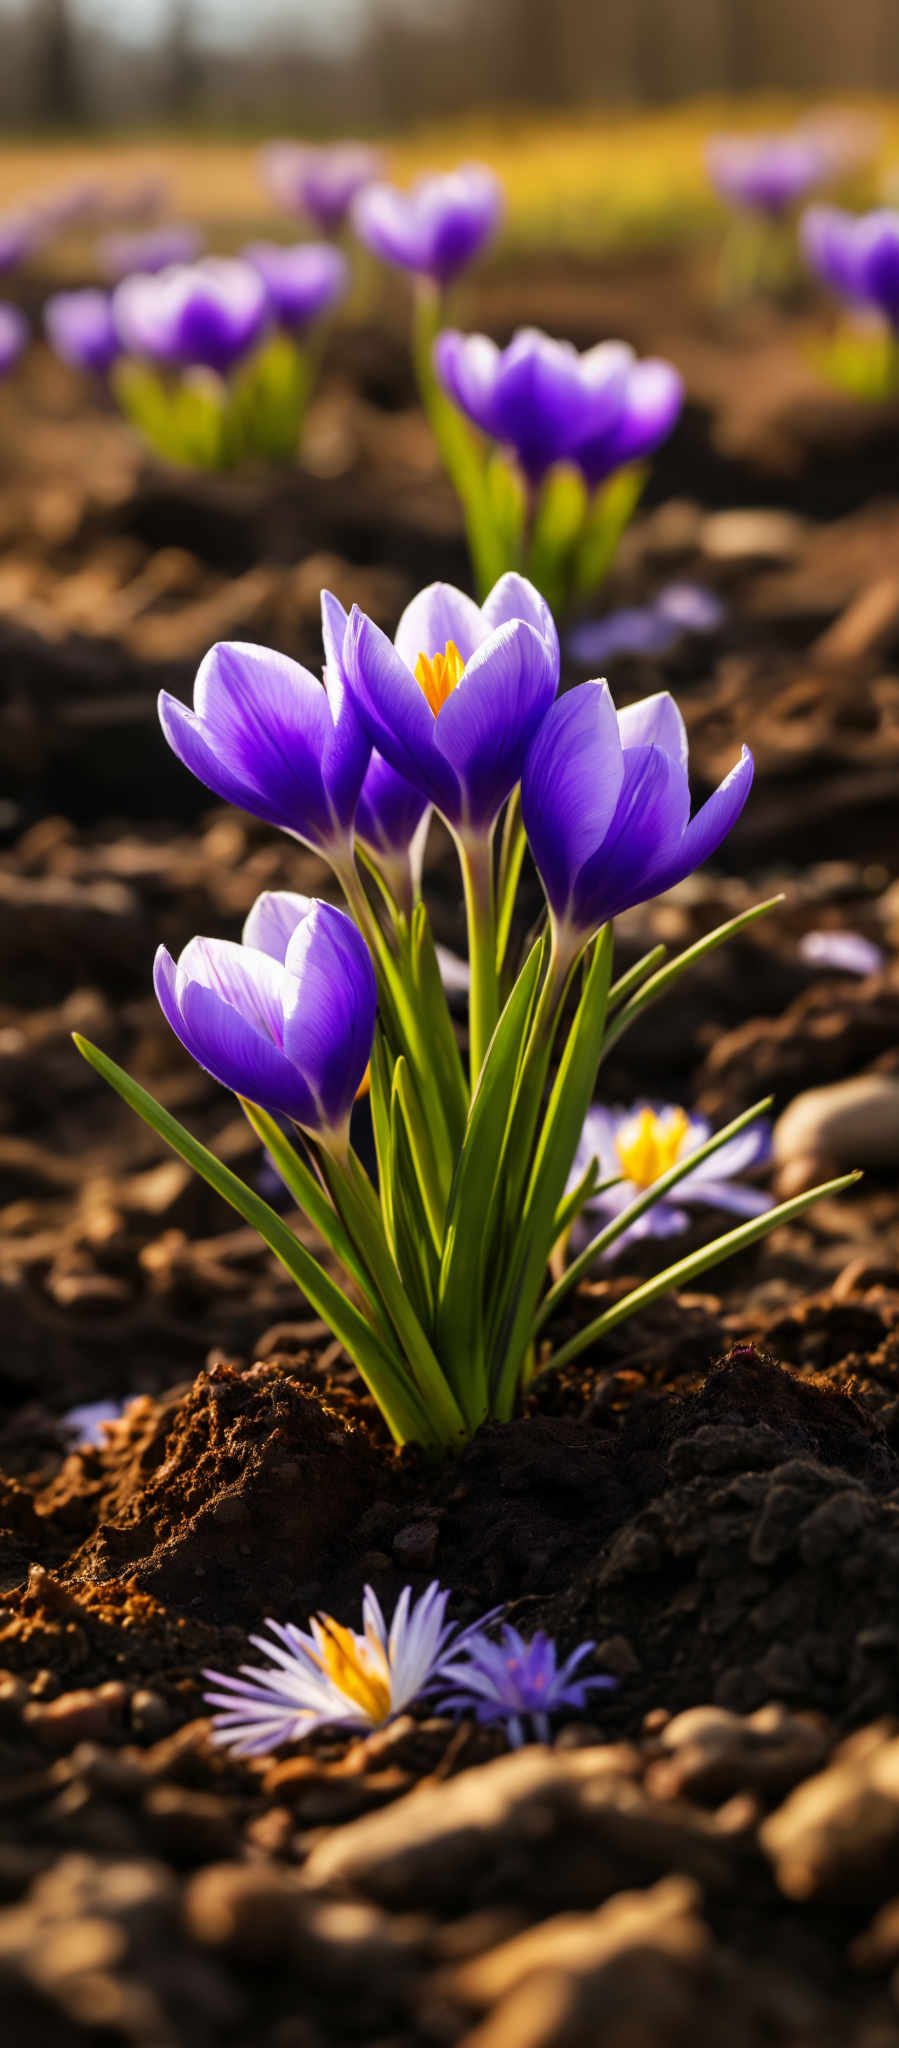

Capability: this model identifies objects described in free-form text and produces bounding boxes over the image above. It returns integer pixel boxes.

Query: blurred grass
[1,95,898,269]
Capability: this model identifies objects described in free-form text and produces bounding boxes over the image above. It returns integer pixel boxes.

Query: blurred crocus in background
[97,223,204,281]
[706,131,828,216]
[260,140,382,234]
[45,289,120,377]
[798,929,885,976]
[432,326,681,612]
[802,206,899,395]
[243,241,348,332]
[0,209,40,274]
[353,165,503,285]
[113,257,269,374]
[0,303,28,377]
[707,128,832,304]
[567,1103,772,1257]
[438,1627,615,1747]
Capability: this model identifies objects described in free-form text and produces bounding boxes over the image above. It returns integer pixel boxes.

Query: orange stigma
[615,1107,691,1190]
[414,639,465,714]
[310,1615,391,1723]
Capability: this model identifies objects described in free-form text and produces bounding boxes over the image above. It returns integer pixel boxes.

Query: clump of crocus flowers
[44,248,348,468]
[204,1580,610,1754]
[77,571,857,1453]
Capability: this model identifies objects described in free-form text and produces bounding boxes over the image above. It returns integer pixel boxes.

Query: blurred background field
[1,97,899,264]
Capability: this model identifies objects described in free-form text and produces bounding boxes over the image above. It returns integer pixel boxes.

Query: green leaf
[600,896,784,1063]
[392,1056,446,1261]
[239,1100,374,1300]
[535,1096,774,1332]
[572,462,646,599]
[607,943,667,1013]
[540,1172,863,1377]
[435,936,545,1419]
[72,1035,434,1448]
[489,926,614,1416]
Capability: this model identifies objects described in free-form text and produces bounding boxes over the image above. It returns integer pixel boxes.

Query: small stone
[129,1689,171,1740]
[24,1683,128,1751]
[700,508,803,566]
[392,1520,440,1570]
[774,1073,899,1182]
[185,1862,303,1959]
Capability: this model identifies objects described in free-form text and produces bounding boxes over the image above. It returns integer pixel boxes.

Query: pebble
[700,508,804,567]
[24,1682,128,1751]
[761,1731,899,1901]
[773,1072,899,1186]
[647,1703,831,1805]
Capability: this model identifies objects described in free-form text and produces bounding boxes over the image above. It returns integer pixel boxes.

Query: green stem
[456,829,499,1091]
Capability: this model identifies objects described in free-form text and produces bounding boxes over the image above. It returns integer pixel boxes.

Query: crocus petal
[578,359,683,485]
[681,1181,771,1217]
[521,681,624,918]
[433,618,558,829]
[616,691,688,773]
[639,746,754,903]
[282,902,376,1127]
[166,639,355,847]
[571,745,690,931]
[568,1103,622,1186]
[393,581,486,672]
[355,752,429,855]
[154,943,317,1124]
[242,891,312,963]
[480,572,560,675]
[434,330,502,436]
[343,608,461,817]
[680,1122,771,1185]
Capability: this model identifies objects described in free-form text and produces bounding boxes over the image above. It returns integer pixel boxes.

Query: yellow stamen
[310,1616,391,1723]
[414,639,465,715]
[615,1107,691,1191]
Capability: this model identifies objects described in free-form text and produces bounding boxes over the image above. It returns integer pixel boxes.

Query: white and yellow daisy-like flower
[204,1581,485,1756]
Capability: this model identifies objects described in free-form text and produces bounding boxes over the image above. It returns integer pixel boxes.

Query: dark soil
[2,248,899,2044]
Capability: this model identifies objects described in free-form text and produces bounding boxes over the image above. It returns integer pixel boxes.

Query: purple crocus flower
[802,206,899,326]
[243,241,348,331]
[438,1626,614,1747]
[706,133,827,216]
[798,929,884,976]
[158,614,371,863]
[575,357,683,490]
[336,573,559,834]
[205,1581,495,1755]
[260,141,383,234]
[353,166,502,284]
[44,289,120,377]
[97,223,204,281]
[0,303,28,376]
[568,1101,772,1257]
[154,898,376,1139]
[521,684,753,948]
[434,329,682,487]
[112,258,270,375]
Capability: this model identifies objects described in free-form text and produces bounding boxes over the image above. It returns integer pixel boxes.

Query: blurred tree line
[3,0,899,130]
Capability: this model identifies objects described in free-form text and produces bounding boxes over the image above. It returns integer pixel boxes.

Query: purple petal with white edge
[636,745,754,906]
[606,1202,691,1251]
[393,581,486,672]
[343,607,461,818]
[571,744,690,932]
[282,902,376,1127]
[159,692,288,830]
[434,618,559,830]
[154,944,317,1125]
[318,613,372,826]
[616,691,688,774]
[194,640,337,832]
[579,340,635,433]
[521,681,624,918]
[480,572,560,675]
[242,891,312,963]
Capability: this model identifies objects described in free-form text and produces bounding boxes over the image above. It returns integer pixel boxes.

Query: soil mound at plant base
[38,1361,382,1622]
